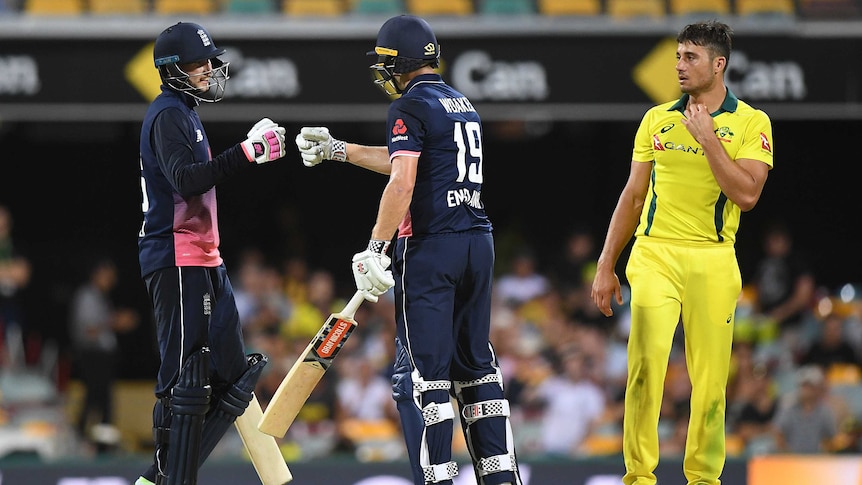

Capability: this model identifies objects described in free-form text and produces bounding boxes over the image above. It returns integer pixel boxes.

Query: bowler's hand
[681,103,715,145]
[591,267,622,317]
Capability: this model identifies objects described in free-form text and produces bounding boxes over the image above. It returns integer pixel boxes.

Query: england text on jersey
[446,188,483,209]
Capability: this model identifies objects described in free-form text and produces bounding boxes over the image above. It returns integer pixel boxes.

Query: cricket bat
[258,290,366,438]
[235,394,293,484]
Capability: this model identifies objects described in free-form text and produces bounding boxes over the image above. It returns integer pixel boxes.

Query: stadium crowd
[209,220,862,462]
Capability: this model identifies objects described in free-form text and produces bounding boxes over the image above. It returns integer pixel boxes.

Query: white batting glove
[246,117,278,137]
[295,126,347,167]
[241,118,287,164]
[295,133,324,167]
[352,240,394,303]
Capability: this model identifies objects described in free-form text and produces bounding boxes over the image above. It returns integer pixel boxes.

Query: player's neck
[687,84,727,114]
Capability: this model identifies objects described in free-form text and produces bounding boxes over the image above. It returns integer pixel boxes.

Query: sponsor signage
[0,31,859,121]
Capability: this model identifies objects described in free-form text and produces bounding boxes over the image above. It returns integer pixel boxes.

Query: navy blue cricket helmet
[369,15,440,99]
[153,21,229,103]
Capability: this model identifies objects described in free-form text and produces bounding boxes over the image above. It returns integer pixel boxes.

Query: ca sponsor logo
[450,50,548,101]
[726,51,806,101]
[0,55,40,95]
[220,47,300,98]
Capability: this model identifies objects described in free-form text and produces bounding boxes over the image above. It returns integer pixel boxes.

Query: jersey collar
[404,73,443,94]
[162,85,200,108]
[668,88,739,115]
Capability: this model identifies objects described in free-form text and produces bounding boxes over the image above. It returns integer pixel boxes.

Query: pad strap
[422,401,456,427]
[461,399,510,426]
[453,373,501,392]
[477,453,518,477]
[413,379,451,393]
[422,461,459,483]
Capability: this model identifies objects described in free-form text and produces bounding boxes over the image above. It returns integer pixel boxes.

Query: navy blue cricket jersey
[387,73,492,238]
[138,86,251,277]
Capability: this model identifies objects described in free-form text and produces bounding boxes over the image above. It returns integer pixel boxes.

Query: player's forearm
[596,192,642,272]
[702,138,765,211]
[345,144,392,175]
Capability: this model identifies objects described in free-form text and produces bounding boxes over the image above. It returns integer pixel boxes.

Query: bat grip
[342,290,366,319]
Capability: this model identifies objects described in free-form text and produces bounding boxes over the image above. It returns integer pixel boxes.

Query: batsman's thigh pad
[166,347,212,485]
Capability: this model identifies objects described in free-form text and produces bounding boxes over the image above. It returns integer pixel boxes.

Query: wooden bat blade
[235,394,293,484]
[259,291,365,438]
[257,341,327,438]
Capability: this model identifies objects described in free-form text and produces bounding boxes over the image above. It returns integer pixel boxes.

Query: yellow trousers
[622,238,741,485]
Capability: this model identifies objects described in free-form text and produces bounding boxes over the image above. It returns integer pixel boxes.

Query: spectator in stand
[773,365,838,453]
[751,221,815,333]
[233,249,292,345]
[281,255,309,305]
[0,204,32,367]
[729,361,778,454]
[548,226,601,324]
[68,257,140,453]
[523,347,605,456]
[495,247,550,309]
[334,355,401,454]
[799,313,861,377]
[280,269,344,341]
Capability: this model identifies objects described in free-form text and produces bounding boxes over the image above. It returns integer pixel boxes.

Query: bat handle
[342,290,366,319]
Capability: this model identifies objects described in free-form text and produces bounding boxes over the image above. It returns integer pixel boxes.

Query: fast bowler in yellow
[591,20,773,485]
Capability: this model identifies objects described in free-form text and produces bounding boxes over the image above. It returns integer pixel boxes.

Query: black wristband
[368,239,390,255]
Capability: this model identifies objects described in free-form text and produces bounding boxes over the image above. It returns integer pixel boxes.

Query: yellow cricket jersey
[632,90,774,244]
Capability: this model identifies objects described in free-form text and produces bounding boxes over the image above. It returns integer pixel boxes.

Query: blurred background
[1,0,861,484]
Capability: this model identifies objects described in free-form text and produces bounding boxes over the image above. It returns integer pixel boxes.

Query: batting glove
[246,117,278,137]
[295,126,346,167]
[352,239,394,303]
[241,118,287,164]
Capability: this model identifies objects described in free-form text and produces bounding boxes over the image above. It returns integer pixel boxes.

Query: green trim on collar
[668,89,739,115]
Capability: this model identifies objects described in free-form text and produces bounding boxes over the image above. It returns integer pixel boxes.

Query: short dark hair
[677,20,733,67]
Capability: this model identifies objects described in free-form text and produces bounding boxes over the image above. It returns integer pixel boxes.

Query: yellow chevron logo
[633,37,681,104]
[126,41,162,102]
